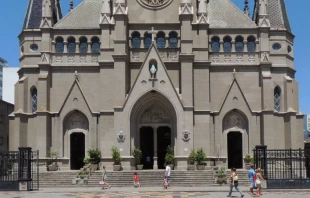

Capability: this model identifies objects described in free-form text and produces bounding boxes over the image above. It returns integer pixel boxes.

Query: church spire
[244,0,250,17]
[69,0,74,12]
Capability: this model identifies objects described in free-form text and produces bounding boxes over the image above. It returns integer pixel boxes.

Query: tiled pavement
[0,188,310,198]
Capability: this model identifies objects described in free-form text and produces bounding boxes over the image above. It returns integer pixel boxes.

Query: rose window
[137,0,173,9]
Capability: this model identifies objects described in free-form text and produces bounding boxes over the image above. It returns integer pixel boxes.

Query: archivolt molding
[223,110,248,132]
[64,111,89,131]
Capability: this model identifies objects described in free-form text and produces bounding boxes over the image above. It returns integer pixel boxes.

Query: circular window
[30,44,38,52]
[272,43,281,51]
[287,45,292,53]
[137,0,173,9]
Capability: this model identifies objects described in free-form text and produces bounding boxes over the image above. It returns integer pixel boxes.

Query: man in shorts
[248,165,256,195]
[164,163,171,188]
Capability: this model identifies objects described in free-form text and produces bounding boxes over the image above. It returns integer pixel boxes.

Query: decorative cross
[74,71,78,79]
[148,27,158,42]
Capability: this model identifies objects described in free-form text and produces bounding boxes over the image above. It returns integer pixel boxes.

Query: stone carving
[159,52,165,59]
[91,55,99,63]
[248,54,255,63]
[117,130,126,143]
[138,0,172,9]
[79,55,86,63]
[55,55,63,63]
[41,53,49,63]
[236,55,243,63]
[132,52,140,61]
[140,107,170,124]
[169,51,178,61]
[211,55,219,63]
[182,131,190,141]
[224,113,245,130]
[224,55,231,63]
[68,55,75,63]
[67,113,88,130]
[262,52,269,62]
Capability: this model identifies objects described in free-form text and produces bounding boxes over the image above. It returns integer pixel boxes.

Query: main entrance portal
[227,132,243,169]
[157,127,171,169]
[70,133,85,170]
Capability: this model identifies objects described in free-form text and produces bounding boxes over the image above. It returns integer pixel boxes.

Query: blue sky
[0,0,309,114]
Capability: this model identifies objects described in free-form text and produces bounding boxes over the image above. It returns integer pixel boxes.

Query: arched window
[211,37,220,52]
[156,31,166,48]
[274,86,281,112]
[31,87,37,113]
[223,36,232,52]
[91,37,100,53]
[235,36,244,52]
[144,33,152,48]
[79,37,88,53]
[247,36,256,52]
[55,37,64,53]
[131,32,141,48]
[67,37,76,53]
[169,31,178,48]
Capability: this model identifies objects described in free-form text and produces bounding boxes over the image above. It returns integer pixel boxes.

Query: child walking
[163,176,169,189]
[99,166,111,190]
[133,172,140,188]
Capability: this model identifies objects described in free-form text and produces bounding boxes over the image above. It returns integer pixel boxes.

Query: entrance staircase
[39,170,251,188]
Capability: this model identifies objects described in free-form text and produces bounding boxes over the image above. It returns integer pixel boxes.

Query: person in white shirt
[164,163,171,188]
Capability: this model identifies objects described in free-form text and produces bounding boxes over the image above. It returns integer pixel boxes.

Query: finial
[69,0,74,12]
[244,0,250,17]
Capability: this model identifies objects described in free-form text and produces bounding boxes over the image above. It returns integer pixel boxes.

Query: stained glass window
[235,36,244,52]
[223,37,232,52]
[55,37,64,53]
[31,88,37,113]
[91,37,100,53]
[132,32,141,48]
[247,36,256,52]
[169,31,178,48]
[67,37,76,53]
[79,37,88,53]
[157,32,165,48]
[211,37,220,52]
[144,33,152,48]
[274,86,281,112]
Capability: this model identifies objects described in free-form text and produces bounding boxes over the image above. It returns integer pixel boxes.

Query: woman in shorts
[99,166,111,190]
[255,168,266,196]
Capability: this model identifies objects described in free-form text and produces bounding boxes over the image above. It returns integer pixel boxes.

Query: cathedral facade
[10,0,303,171]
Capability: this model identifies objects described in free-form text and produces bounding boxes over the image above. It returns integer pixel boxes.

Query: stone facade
[10,0,303,170]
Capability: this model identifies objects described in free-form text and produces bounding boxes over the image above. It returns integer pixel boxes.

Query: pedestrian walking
[99,166,111,190]
[164,163,171,188]
[255,168,266,197]
[248,165,256,195]
[227,168,244,198]
[133,172,140,188]
[163,176,169,189]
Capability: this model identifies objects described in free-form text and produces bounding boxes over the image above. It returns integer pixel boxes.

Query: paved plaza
[0,187,310,198]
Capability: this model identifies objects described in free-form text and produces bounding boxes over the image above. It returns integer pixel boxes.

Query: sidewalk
[37,186,310,193]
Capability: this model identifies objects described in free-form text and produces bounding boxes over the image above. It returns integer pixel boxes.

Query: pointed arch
[30,86,37,113]
[222,109,248,133]
[274,86,281,112]
[63,110,89,131]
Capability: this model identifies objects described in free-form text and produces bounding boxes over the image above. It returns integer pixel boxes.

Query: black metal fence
[253,145,310,189]
[0,147,39,191]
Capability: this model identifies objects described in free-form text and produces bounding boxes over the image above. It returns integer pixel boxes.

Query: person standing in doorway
[164,163,171,188]
[227,168,244,198]
[248,165,256,195]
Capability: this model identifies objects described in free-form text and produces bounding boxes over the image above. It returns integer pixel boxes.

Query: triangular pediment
[218,78,252,113]
[197,14,209,24]
[259,17,271,27]
[123,43,183,109]
[59,79,94,114]
[180,4,193,15]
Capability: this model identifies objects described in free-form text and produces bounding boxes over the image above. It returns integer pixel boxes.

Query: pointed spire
[179,0,193,15]
[102,0,110,15]
[197,0,209,24]
[69,0,74,12]
[244,0,250,17]
[40,0,53,28]
[258,0,270,27]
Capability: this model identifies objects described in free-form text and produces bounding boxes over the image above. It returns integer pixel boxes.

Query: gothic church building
[10,0,303,170]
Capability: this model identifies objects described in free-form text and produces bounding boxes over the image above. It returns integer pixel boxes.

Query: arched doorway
[130,92,177,170]
[63,110,89,170]
[223,109,248,169]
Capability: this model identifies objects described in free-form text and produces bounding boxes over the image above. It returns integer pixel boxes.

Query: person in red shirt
[133,172,140,188]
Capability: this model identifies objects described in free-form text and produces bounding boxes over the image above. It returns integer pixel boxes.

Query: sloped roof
[23,0,62,30]
[208,0,257,28]
[54,0,102,29]
[267,0,291,32]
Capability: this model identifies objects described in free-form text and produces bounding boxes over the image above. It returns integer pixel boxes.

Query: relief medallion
[137,0,173,9]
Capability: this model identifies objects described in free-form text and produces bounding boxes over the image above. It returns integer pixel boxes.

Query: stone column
[141,37,144,48]
[75,41,80,53]
[87,41,92,53]
[64,41,68,53]
[52,41,56,53]
[231,40,236,52]
[153,126,158,170]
